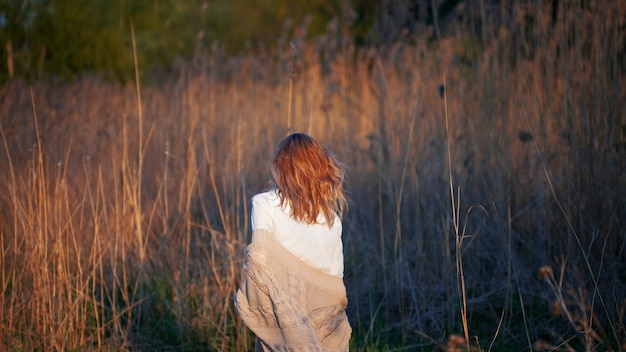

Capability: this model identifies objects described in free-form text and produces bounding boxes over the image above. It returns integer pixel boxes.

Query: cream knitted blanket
[235,229,351,352]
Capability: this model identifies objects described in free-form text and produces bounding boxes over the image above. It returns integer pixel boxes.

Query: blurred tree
[200,0,341,54]
[1,0,209,82]
[0,0,406,82]
[129,0,211,71]
[41,0,131,80]
[350,0,380,46]
[0,0,49,81]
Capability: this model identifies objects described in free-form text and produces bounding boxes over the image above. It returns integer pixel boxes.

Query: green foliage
[0,0,350,82]
[0,0,47,81]
[198,0,345,54]
[4,0,497,82]
[43,0,131,80]
[349,0,380,46]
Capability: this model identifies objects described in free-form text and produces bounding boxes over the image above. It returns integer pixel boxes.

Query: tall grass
[1,1,625,350]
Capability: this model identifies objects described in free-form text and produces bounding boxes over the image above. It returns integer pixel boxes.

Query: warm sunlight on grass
[0,2,625,350]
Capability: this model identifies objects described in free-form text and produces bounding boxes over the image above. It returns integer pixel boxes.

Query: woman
[235,133,352,351]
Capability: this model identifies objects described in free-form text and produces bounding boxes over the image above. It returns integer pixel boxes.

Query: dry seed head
[552,300,562,316]
[539,266,553,280]
[448,334,465,346]
[289,41,298,80]
[534,340,550,350]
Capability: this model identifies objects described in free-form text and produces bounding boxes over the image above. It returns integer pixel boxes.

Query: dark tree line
[0,0,479,83]
[3,0,601,84]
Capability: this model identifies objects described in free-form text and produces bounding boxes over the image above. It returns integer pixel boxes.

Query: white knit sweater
[235,229,351,352]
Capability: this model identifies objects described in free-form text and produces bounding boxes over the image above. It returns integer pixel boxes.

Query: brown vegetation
[0,1,625,350]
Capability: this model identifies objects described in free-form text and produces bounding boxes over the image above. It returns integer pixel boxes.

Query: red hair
[271,133,347,226]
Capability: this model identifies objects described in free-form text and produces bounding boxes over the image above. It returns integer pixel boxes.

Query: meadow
[1,2,625,351]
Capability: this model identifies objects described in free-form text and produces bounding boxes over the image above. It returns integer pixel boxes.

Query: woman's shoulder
[252,189,280,207]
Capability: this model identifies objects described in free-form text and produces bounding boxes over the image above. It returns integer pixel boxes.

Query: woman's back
[251,189,344,277]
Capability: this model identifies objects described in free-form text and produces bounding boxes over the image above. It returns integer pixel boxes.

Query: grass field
[1,2,625,350]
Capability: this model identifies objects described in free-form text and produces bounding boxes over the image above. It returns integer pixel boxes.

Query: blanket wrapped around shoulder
[235,229,351,352]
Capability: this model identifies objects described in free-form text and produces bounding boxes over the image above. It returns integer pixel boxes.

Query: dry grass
[0,1,625,350]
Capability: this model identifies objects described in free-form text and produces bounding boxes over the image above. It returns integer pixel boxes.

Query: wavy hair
[270,133,347,226]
